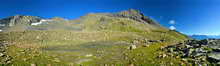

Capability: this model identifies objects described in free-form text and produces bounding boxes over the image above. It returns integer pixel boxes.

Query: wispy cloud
[168,20,176,30]
[169,20,175,24]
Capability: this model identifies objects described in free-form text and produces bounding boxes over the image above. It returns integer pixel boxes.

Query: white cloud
[169,26,176,30]
[169,20,175,24]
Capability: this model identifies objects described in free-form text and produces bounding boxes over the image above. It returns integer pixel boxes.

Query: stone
[54,58,61,62]
[169,48,174,53]
[163,39,220,64]
[186,45,192,48]
[161,53,167,58]
[181,58,187,62]
[132,40,139,44]
[144,38,148,43]
[214,48,220,52]
[0,53,4,57]
[207,52,220,63]
[129,45,137,50]
[143,44,149,47]
[31,64,36,66]
[85,54,93,57]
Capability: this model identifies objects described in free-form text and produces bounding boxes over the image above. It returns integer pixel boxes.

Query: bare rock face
[0,15,41,27]
[113,9,160,26]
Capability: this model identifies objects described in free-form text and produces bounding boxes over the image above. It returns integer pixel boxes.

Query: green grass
[0,29,189,65]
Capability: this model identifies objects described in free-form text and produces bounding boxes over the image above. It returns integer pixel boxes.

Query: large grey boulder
[208,52,220,63]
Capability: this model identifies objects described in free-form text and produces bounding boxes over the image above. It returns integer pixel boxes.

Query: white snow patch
[41,19,52,22]
[169,20,176,24]
[0,30,2,32]
[31,19,52,26]
[31,22,43,26]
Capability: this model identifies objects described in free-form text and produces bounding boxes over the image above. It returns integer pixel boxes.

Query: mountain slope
[0,9,166,32]
[0,9,189,65]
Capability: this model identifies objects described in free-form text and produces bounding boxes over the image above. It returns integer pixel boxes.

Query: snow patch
[0,30,2,32]
[31,19,52,26]
[31,22,43,26]
[41,19,52,22]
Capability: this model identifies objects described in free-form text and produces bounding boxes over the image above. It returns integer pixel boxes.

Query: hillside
[0,9,189,65]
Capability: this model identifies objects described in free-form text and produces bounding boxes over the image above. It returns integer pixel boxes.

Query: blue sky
[0,0,220,35]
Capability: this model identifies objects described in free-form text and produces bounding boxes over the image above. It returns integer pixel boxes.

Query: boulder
[0,53,4,57]
[207,52,220,63]
[129,45,137,50]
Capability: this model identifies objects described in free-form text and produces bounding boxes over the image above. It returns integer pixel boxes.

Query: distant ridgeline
[190,35,220,40]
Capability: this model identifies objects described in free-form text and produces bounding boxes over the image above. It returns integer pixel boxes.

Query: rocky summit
[0,9,190,65]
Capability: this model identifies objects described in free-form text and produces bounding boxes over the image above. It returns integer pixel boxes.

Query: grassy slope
[2,30,188,65]
[0,14,189,65]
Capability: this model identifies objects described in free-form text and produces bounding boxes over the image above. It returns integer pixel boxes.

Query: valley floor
[0,30,188,65]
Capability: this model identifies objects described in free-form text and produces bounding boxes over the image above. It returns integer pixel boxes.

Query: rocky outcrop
[0,15,41,27]
[162,39,220,65]
[112,9,160,26]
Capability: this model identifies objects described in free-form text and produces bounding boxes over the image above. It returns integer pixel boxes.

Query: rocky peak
[114,9,160,25]
[117,9,142,17]
[0,15,41,26]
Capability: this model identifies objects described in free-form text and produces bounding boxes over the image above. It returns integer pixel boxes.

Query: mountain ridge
[190,34,220,40]
[0,9,167,32]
